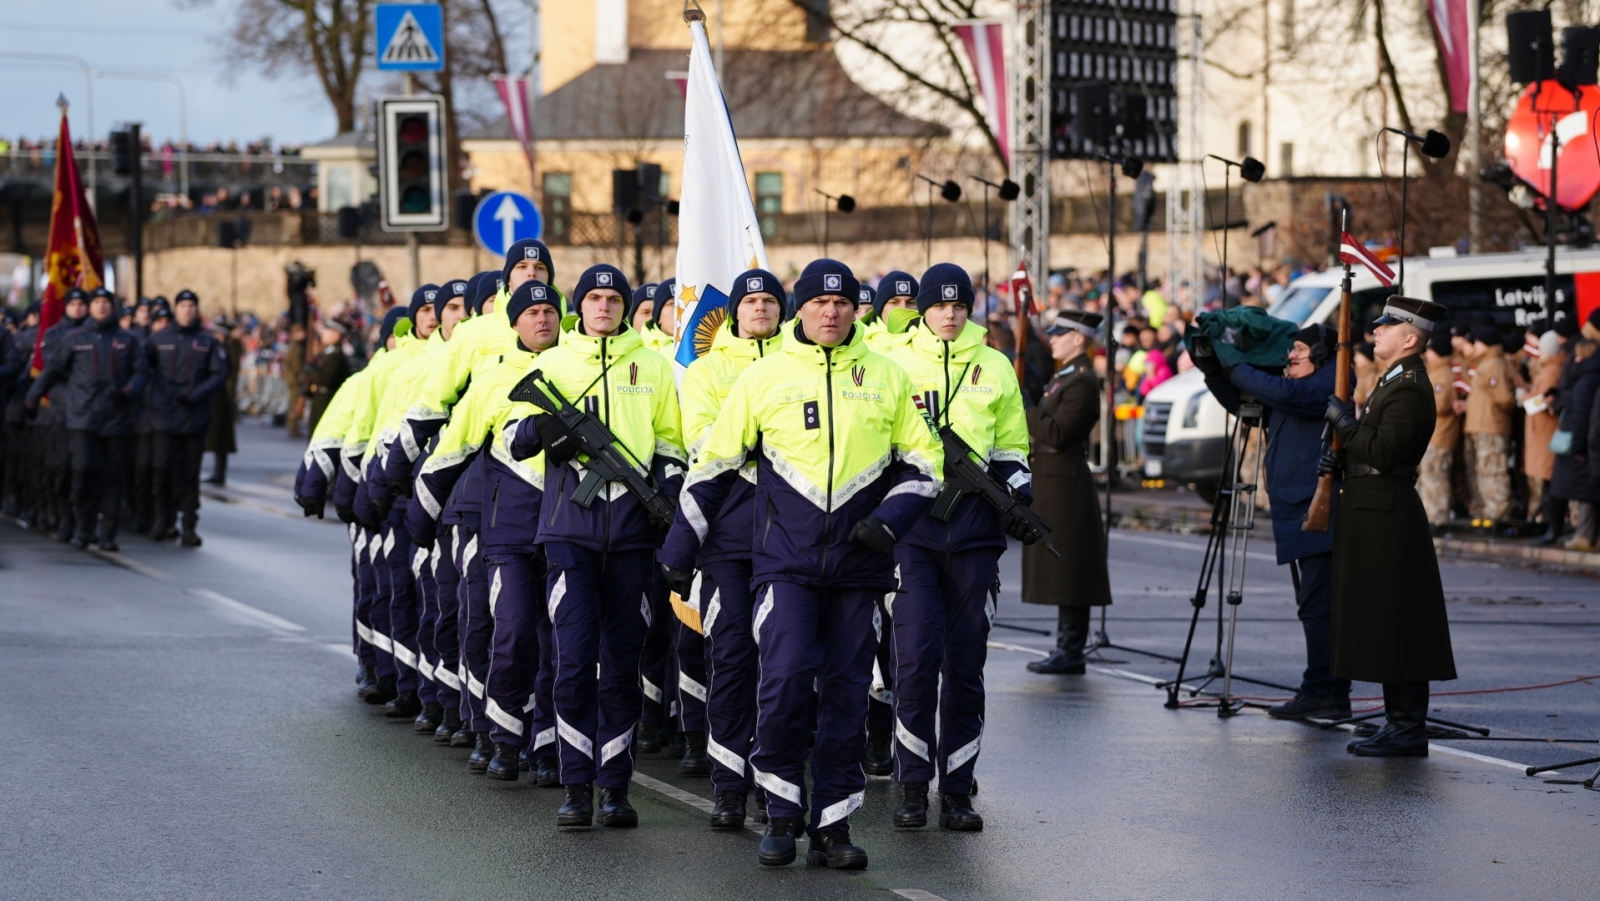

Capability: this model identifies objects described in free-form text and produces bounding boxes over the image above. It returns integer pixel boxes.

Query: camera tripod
[1160,403,1298,717]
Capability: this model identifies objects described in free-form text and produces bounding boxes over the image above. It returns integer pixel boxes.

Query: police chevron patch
[851,365,865,387]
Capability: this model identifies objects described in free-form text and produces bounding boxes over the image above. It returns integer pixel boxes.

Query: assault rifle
[509,369,678,528]
[933,425,1060,558]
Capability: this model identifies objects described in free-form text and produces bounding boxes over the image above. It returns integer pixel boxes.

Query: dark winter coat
[25,316,149,435]
[1329,353,1456,684]
[1022,353,1113,608]
[145,322,230,435]
[1550,352,1600,504]
[1205,361,1337,564]
[205,333,240,454]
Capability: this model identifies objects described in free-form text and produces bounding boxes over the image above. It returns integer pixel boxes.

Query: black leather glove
[295,494,324,519]
[393,474,414,498]
[534,413,578,465]
[22,401,37,421]
[370,492,393,523]
[660,562,695,598]
[335,503,355,525]
[1317,447,1344,478]
[1003,514,1039,545]
[1324,395,1358,433]
[413,533,435,551]
[849,517,897,555]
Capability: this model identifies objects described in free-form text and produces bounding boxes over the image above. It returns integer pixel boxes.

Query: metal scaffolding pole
[1011,0,1051,283]
[1165,3,1205,307]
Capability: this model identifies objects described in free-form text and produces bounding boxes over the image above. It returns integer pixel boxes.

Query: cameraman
[1192,324,1350,719]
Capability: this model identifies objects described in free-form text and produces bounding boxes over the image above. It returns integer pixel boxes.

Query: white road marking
[1110,530,1279,564]
[324,643,358,657]
[629,771,765,835]
[88,548,173,582]
[987,640,1048,657]
[187,588,307,633]
[1427,743,1532,772]
[893,891,954,901]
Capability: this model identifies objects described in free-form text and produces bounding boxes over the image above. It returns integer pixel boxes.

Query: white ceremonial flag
[673,14,770,376]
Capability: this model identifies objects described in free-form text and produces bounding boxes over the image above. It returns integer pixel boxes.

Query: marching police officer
[1022,310,1113,673]
[146,289,230,547]
[658,268,787,827]
[1324,296,1456,757]
[25,286,149,550]
[35,287,91,541]
[669,259,942,869]
[510,263,685,829]
[881,263,1029,831]
[410,280,563,782]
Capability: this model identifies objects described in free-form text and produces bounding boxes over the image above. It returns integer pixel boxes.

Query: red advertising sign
[1504,81,1600,212]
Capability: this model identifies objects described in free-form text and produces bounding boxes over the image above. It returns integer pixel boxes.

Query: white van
[1141,247,1600,496]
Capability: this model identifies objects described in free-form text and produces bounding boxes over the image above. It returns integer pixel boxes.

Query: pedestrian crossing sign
[375,4,445,72]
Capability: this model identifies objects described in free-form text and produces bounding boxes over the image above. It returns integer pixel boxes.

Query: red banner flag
[1339,232,1395,287]
[953,19,1010,165]
[33,104,104,369]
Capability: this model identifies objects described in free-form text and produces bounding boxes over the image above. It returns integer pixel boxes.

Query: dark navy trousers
[750,581,879,831]
[431,526,463,719]
[545,543,652,789]
[456,528,492,734]
[890,545,1000,796]
[384,519,422,694]
[699,560,757,795]
[364,526,397,681]
[639,569,676,737]
[414,540,440,705]
[484,549,553,751]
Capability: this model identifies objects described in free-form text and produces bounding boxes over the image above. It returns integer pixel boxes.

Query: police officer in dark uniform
[1023,309,1113,673]
[304,319,351,434]
[35,287,91,540]
[2,302,41,522]
[24,286,149,549]
[146,289,230,546]
[1323,296,1456,757]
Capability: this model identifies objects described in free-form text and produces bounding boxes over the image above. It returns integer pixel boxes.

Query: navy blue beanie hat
[874,271,919,316]
[571,264,632,314]
[438,278,470,313]
[24,300,41,318]
[378,307,411,345]
[915,263,975,314]
[463,272,489,315]
[653,278,677,330]
[503,239,554,287]
[631,283,659,319]
[408,283,440,321]
[792,259,860,306]
[728,268,788,334]
[506,280,561,325]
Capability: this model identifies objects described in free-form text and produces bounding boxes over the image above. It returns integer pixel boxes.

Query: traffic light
[110,128,136,176]
[377,95,449,231]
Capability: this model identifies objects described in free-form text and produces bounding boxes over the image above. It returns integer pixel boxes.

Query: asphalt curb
[1109,496,1600,577]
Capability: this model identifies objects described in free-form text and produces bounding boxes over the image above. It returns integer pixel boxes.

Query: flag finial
[683,0,705,23]
[56,93,69,114]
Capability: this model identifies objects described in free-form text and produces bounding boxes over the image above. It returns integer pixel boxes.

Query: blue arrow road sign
[375,4,445,72]
[473,192,543,256]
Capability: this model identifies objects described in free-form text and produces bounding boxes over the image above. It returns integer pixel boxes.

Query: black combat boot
[383,689,421,719]
[434,711,462,743]
[636,720,662,754]
[467,732,496,771]
[1348,682,1430,757]
[518,748,530,772]
[599,787,638,827]
[939,792,984,831]
[709,791,747,829]
[180,512,202,547]
[679,730,711,776]
[1267,693,1350,720]
[413,702,444,733]
[367,675,398,705]
[533,756,560,787]
[486,742,521,781]
[751,787,769,824]
[894,781,929,828]
[757,817,800,867]
[806,826,868,870]
[449,725,474,748]
[863,722,893,777]
[669,728,687,759]
[355,667,379,701]
[557,783,594,828]
[96,521,119,553]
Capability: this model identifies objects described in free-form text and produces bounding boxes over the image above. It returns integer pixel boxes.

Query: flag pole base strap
[683,0,705,23]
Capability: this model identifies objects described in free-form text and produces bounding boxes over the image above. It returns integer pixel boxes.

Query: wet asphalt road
[2,423,1599,900]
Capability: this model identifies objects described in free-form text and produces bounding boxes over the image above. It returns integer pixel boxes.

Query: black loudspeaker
[1507,10,1554,85]
[1119,94,1149,142]
[637,162,663,202]
[1131,170,1156,231]
[1560,26,1600,87]
[612,169,640,214]
[218,220,237,248]
[337,206,361,239]
[452,190,475,231]
[1073,83,1112,145]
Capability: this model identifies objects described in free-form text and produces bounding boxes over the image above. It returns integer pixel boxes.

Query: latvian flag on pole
[1339,232,1395,287]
